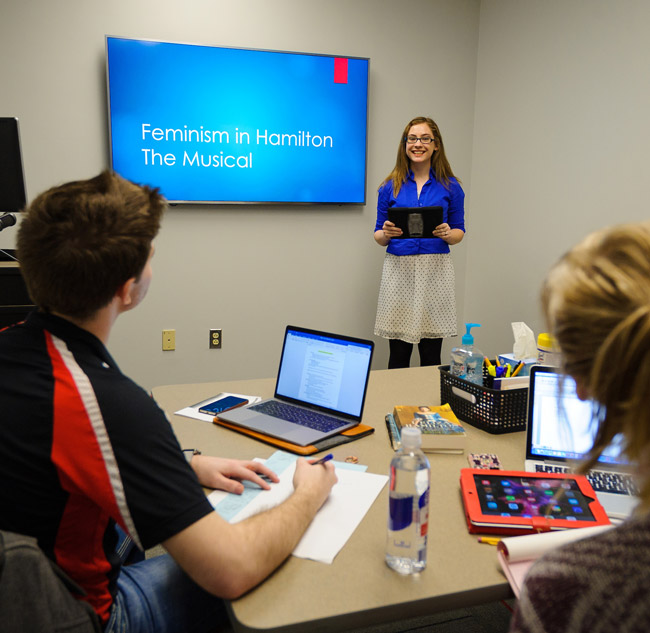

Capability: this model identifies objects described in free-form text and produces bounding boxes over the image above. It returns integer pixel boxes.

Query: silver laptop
[525,365,638,521]
[218,325,374,446]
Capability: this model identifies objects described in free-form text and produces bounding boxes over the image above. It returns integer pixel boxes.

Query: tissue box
[497,354,537,376]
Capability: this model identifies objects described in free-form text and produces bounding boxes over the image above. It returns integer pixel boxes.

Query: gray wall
[0,0,478,389]
[468,0,650,358]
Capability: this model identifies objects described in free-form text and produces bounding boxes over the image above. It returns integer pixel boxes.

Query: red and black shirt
[0,312,214,624]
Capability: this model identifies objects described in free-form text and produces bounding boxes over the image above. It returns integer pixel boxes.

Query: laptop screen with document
[526,366,628,467]
[275,326,373,419]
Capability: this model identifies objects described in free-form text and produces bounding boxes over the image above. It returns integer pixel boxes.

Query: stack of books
[386,403,466,454]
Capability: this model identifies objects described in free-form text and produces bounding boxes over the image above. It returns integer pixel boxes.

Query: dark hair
[379,116,459,196]
[17,170,165,320]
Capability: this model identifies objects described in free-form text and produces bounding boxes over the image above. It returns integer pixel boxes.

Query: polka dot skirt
[374,253,457,344]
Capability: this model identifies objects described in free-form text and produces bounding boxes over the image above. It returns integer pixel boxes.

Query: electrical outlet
[209,329,222,349]
[162,329,175,351]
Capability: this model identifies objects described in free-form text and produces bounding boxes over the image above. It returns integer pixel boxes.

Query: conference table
[152,366,525,632]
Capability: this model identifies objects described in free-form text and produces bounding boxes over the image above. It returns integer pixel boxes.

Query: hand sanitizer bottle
[450,323,484,385]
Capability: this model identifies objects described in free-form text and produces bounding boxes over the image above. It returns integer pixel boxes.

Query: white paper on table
[208,452,387,564]
[174,392,262,423]
[496,524,614,597]
[292,466,387,563]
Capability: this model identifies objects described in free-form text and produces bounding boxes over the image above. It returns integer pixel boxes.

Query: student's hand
[191,455,280,494]
[382,220,403,239]
[292,457,338,511]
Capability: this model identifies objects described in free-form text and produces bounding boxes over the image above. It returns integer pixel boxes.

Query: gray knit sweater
[509,513,650,632]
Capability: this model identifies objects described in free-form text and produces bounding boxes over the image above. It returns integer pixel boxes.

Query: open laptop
[525,364,639,520]
[218,325,374,446]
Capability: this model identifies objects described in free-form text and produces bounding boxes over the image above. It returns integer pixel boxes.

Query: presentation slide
[106,37,369,204]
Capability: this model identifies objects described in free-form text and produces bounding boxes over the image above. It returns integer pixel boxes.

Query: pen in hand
[312,453,334,466]
[260,453,333,485]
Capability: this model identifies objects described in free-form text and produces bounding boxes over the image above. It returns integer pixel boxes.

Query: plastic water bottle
[385,426,430,574]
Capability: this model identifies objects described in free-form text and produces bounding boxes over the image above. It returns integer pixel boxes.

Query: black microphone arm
[0,213,17,232]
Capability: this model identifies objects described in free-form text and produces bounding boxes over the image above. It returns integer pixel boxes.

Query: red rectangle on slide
[334,58,348,84]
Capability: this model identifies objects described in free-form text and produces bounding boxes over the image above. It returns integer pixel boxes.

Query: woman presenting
[374,116,465,368]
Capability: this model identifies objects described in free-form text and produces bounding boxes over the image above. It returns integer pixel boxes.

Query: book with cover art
[392,403,466,453]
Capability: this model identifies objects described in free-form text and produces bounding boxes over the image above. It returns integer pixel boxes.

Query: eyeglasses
[405,135,434,145]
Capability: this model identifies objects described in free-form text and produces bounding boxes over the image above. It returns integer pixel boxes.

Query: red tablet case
[460,468,611,536]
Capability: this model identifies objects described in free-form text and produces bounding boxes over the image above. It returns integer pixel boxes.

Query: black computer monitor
[0,117,27,213]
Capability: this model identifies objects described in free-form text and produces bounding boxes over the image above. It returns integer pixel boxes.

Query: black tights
[388,338,443,369]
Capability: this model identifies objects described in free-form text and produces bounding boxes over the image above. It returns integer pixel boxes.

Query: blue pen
[312,453,334,466]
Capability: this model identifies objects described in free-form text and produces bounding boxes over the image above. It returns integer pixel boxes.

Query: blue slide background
[107,38,369,204]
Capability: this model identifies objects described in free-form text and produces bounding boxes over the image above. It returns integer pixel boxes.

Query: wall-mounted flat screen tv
[105,36,369,205]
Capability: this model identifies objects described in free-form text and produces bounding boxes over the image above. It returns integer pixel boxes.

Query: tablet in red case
[460,468,611,535]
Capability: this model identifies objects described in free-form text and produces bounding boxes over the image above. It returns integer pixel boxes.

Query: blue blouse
[374,169,466,255]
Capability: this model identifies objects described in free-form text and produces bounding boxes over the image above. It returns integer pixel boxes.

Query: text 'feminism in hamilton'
[140,123,334,169]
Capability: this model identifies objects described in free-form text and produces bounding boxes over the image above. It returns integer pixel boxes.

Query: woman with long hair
[510,221,650,632]
[374,116,465,368]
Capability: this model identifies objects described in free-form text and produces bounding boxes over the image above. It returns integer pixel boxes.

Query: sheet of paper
[174,392,262,423]
[496,549,530,599]
[500,524,614,563]
[208,451,298,521]
[497,524,615,598]
[208,451,387,564]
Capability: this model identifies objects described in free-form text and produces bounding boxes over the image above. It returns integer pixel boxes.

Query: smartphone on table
[198,396,249,416]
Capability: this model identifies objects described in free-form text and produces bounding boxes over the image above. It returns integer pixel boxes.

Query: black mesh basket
[438,364,528,434]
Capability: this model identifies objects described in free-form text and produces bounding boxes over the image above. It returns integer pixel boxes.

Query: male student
[0,171,337,633]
